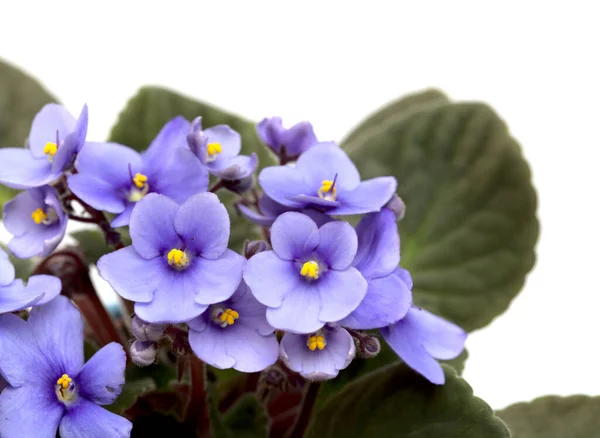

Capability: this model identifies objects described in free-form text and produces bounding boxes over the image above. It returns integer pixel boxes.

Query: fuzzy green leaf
[308,363,510,437]
[498,395,600,438]
[344,92,539,332]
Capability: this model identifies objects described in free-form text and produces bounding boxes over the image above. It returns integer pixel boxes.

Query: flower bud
[130,340,157,367]
[359,335,381,359]
[385,194,406,221]
[222,174,254,194]
[131,315,166,342]
[244,240,269,259]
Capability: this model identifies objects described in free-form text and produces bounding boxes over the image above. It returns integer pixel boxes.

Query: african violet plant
[0,58,561,438]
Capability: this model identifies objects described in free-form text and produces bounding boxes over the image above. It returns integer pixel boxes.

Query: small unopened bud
[359,335,381,359]
[385,194,406,221]
[244,240,269,259]
[131,315,166,342]
[222,174,254,194]
[130,340,157,367]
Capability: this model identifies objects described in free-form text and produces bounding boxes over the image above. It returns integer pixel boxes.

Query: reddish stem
[209,180,225,193]
[286,381,320,438]
[185,356,212,437]
[67,214,98,223]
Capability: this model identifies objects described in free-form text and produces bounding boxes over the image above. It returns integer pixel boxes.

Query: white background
[1,1,599,410]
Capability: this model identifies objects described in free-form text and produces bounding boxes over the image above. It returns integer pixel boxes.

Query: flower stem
[185,356,212,437]
[33,250,128,353]
[67,214,98,223]
[209,180,225,193]
[287,381,320,438]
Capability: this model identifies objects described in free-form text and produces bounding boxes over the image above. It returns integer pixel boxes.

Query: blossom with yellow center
[167,249,190,270]
[218,308,240,327]
[31,208,48,225]
[43,141,58,161]
[300,260,320,280]
[317,179,337,201]
[307,334,326,351]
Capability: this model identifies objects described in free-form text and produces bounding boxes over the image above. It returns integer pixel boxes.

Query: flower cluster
[0,105,467,436]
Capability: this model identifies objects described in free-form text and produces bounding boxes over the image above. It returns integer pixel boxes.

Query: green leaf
[0,60,57,219]
[0,243,33,279]
[71,230,111,265]
[316,342,468,409]
[107,377,156,414]
[70,229,131,265]
[126,363,177,391]
[0,59,57,148]
[342,89,450,154]
[109,86,273,252]
[307,363,510,437]
[497,395,600,438]
[344,93,539,332]
[222,394,268,438]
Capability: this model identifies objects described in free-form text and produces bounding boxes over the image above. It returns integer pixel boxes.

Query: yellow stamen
[300,261,320,280]
[307,335,326,351]
[207,142,222,157]
[218,308,240,326]
[132,173,148,189]
[167,249,190,270]
[43,142,58,161]
[57,374,72,389]
[31,208,48,225]
[318,179,337,201]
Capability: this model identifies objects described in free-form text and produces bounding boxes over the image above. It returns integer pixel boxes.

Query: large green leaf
[221,395,268,438]
[342,88,450,152]
[317,340,469,409]
[0,59,57,148]
[71,228,131,265]
[0,59,57,218]
[497,395,600,438]
[109,87,273,252]
[307,363,510,437]
[0,243,33,279]
[107,378,156,415]
[343,93,538,332]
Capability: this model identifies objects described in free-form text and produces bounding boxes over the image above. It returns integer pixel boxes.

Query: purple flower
[0,295,131,437]
[0,248,61,314]
[259,143,397,215]
[188,281,278,372]
[381,304,467,385]
[279,326,355,381]
[68,117,208,227]
[340,209,412,329]
[237,194,333,228]
[187,117,258,180]
[243,212,367,333]
[256,117,319,159]
[98,192,246,323]
[3,185,67,258]
[237,194,293,227]
[0,104,88,189]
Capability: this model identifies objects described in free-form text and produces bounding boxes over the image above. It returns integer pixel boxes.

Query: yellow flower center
[56,374,77,403]
[206,142,222,163]
[167,249,190,270]
[31,208,48,225]
[300,260,320,280]
[307,335,326,351]
[128,173,150,202]
[132,173,148,189]
[43,142,58,161]
[207,142,222,157]
[317,179,337,201]
[218,308,240,327]
[57,374,72,389]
